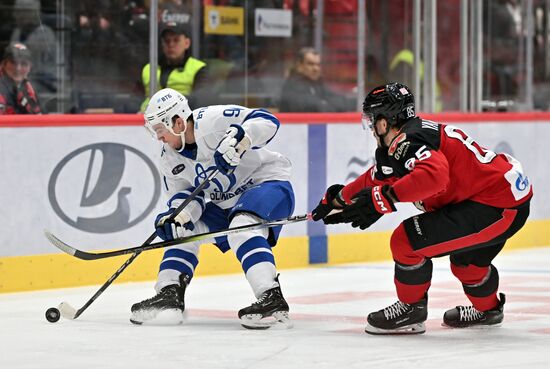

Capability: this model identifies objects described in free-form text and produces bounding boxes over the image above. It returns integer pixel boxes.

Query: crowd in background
[0,0,549,115]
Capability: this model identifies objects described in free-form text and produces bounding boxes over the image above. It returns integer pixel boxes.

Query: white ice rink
[2,247,550,369]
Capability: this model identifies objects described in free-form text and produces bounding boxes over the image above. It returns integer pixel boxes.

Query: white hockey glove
[154,208,193,241]
[214,124,251,174]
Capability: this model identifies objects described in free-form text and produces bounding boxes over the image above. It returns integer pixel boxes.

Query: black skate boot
[365,296,428,335]
[130,274,190,325]
[238,286,292,330]
[443,293,505,328]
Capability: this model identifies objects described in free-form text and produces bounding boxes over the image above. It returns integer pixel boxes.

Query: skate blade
[130,308,186,326]
[365,322,426,335]
[240,311,293,330]
[441,321,503,329]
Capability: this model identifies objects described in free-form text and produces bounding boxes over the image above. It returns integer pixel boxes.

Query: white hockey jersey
[157,105,292,222]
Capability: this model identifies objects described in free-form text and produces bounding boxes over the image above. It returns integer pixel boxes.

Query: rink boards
[1,112,549,292]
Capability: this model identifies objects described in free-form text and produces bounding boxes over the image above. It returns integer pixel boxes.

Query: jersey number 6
[444,125,497,164]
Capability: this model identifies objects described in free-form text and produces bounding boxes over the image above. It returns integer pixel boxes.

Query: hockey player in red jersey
[312,82,532,335]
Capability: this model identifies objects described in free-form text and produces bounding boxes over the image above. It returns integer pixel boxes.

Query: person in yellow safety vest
[141,21,208,112]
[389,49,442,112]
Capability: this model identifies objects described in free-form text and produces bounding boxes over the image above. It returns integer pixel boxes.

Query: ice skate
[365,296,428,335]
[130,274,189,325]
[443,293,505,328]
[238,286,292,330]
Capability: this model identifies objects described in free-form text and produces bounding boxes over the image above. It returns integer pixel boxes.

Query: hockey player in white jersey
[131,88,294,329]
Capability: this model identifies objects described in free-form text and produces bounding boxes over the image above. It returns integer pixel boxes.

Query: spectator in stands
[0,43,41,114]
[75,1,128,47]
[279,47,354,112]
[10,0,58,94]
[141,21,208,111]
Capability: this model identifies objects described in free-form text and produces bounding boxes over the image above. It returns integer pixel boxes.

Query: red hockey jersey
[341,118,532,211]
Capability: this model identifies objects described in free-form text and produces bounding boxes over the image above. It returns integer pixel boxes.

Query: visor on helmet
[144,121,173,138]
[361,112,375,131]
[143,88,191,139]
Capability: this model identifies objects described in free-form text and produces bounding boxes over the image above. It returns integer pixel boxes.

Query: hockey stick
[45,213,311,261]
[55,169,220,320]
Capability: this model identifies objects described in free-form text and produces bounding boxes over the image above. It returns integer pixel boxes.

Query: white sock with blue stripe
[228,213,279,298]
[154,221,209,292]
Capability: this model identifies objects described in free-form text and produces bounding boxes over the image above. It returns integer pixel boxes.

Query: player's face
[361,113,383,146]
[364,116,388,147]
[150,120,185,150]
[2,58,31,83]
[299,52,321,81]
[161,32,190,61]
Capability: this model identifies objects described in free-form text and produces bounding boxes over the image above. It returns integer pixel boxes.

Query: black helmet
[362,82,415,128]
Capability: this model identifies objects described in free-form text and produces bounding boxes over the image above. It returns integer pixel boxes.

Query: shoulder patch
[394,141,411,160]
[381,166,393,175]
[172,164,186,175]
[388,133,407,156]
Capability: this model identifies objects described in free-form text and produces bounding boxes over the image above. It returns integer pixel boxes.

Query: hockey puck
[46,307,61,323]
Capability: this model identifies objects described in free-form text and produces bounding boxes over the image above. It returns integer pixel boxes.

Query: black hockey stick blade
[44,213,311,261]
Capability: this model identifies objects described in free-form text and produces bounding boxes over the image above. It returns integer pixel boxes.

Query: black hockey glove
[341,185,397,230]
[311,184,347,224]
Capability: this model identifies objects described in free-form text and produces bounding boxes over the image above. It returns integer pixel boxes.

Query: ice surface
[1,247,550,369]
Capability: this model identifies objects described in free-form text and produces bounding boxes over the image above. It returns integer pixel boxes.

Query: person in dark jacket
[0,42,41,114]
[279,47,354,112]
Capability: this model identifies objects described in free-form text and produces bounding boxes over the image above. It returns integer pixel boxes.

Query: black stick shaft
[74,251,142,318]
[53,213,310,261]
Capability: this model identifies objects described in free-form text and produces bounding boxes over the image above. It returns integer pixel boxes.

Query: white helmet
[144,88,192,137]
